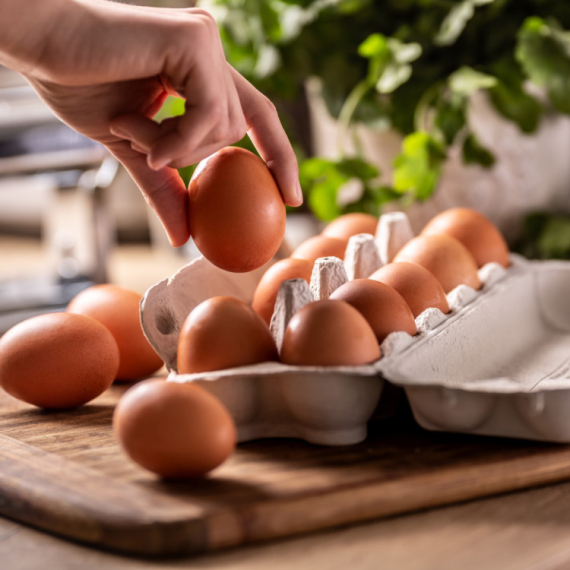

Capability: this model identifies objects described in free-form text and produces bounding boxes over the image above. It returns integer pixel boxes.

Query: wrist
[0,0,67,75]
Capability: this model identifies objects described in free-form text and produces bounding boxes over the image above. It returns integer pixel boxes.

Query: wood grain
[1,385,570,556]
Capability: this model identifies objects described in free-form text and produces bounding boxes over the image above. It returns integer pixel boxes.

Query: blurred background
[4,0,570,331]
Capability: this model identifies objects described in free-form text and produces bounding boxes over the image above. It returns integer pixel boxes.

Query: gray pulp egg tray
[141,212,570,446]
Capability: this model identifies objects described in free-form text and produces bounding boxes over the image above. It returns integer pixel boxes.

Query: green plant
[198,0,570,223]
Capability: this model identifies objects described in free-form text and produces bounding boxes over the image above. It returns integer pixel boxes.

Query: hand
[14,0,301,247]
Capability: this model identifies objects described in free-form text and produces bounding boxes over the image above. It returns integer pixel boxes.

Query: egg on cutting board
[252,258,314,324]
[68,284,163,381]
[330,279,417,342]
[421,207,509,268]
[188,147,286,273]
[114,379,236,478]
[370,262,450,318]
[394,234,481,294]
[177,296,278,374]
[0,313,119,409]
[280,300,380,366]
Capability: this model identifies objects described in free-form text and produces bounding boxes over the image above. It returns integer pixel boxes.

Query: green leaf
[488,58,543,133]
[449,66,497,95]
[547,75,570,114]
[308,177,344,221]
[388,38,422,65]
[300,157,387,221]
[336,158,379,181]
[393,132,446,200]
[462,133,495,167]
[514,213,570,260]
[435,0,495,47]
[358,34,421,93]
[538,216,570,259]
[358,33,389,58]
[434,96,467,145]
[300,158,347,221]
[516,17,570,115]
[376,63,413,94]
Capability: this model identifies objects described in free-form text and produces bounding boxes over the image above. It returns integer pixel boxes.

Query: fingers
[146,14,242,170]
[229,67,302,207]
[106,141,190,247]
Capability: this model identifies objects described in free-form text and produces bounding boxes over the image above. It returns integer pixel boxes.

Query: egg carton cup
[141,210,570,445]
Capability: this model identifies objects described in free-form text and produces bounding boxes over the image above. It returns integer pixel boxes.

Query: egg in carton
[141,211,570,445]
[345,212,570,444]
[140,248,384,447]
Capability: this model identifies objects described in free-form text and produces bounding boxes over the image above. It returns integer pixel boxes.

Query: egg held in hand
[421,207,509,268]
[68,284,163,381]
[370,262,450,318]
[280,300,381,366]
[322,213,378,240]
[330,279,417,343]
[0,313,119,409]
[177,296,279,374]
[252,258,314,324]
[114,379,236,478]
[394,234,481,294]
[188,147,286,273]
[291,235,348,264]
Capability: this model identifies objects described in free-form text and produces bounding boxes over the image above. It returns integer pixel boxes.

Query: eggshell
[188,147,286,273]
[370,262,450,318]
[322,213,378,240]
[178,296,278,373]
[394,234,481,293]
[280,300,381,366]
[330,279,417,342]
[68,284,163,381]
[252,258,314,324]
[421,208,509,268]
[114,379,236,478]
[0,313,119,409]
[291,236,348,263]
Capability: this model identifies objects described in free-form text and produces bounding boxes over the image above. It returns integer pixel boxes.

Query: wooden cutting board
[2,383,570,557]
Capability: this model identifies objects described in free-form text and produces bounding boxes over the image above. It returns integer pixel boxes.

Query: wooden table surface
[3,237,570,570]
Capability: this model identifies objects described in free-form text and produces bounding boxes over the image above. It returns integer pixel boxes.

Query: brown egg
[252,258,314,324]
[291,235,348,263]
[280,300,380,366]
[0,313,119,409]
[370,262,450,318]
[114,379,236,478]
[322,213,378,240]
[421,208,509,268]
[68,284,163,381]
[330,279,417,342]
[178,296,278,373]
[188,147,286,273]
[394,235,481,293]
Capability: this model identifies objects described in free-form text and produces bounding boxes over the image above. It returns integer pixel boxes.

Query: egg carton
[377,255,570,442]
[141,211,570,445]
[140,251,383,446]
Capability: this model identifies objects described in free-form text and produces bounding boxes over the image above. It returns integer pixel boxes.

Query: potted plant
[200,0,570,244]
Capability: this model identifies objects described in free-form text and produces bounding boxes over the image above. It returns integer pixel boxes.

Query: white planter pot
[306,78,570,240]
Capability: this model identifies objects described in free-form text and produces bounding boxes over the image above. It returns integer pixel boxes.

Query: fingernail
[150,157,172,171]
[295,180,303,205]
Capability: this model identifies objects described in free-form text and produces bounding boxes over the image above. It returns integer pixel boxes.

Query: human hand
[11,0,301,247]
